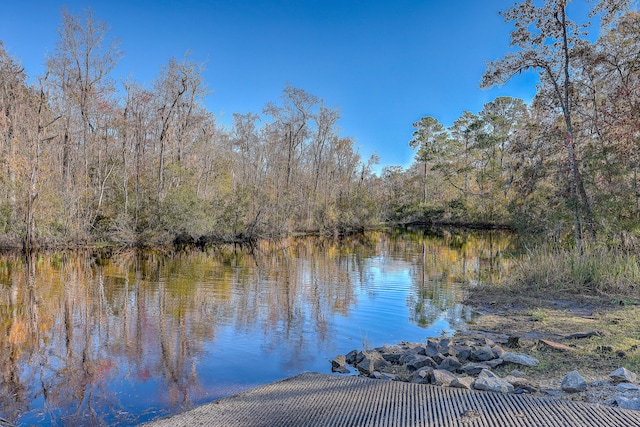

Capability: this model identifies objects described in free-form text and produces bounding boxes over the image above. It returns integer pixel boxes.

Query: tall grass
[508,244,640,296]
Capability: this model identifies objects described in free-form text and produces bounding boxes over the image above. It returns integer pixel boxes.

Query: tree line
[2,1,640,250]
[389,0,640,249]
[0,9,379,249]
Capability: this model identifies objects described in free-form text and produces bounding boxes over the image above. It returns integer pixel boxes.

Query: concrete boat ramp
[141,372,640,426]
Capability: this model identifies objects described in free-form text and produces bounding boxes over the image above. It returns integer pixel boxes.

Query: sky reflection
[0,229,518,426]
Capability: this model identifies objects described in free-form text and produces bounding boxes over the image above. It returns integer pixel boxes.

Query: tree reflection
[0,230,518,426]
[392,229,518,330]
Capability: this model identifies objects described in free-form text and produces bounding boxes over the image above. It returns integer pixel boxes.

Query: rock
[382,352,402,364]
[371,371,397,381]
[561,370,587,393]
[482,337,496,347]
[431,369,458,387]
[510,369,526,378]
[331,354,346,368]
[460,363,490,376]
[356,351,388,375]
[448,345,472,362]
[355,351,367,364]
[331,355,350,373]
[609,367,638,384]
[410,367,433,384]
[617,397,640,411]
[504,375,529,387]
[345,349,358,364]
[473,369,514,393]
[433,353,447,364]
[491,345,506,359]
[439,338,452,350]
[379,346,404,363]
[470,345,495,362]
[617,383,640,393]
[502,352,539,367]
[438,355,462,372]
[451,376,475,390]
[402,354,437,371]
[486,358,504,369]
[425,339,441,358]
[405,343,427,356]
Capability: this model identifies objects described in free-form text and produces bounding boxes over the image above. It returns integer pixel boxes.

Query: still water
[0,228,517,426]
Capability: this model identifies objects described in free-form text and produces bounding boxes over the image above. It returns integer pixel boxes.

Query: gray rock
[431,369,458,387]
[504,375,529,387]
[438,355,462,372]
[356,351,388,375]
[483,337,496,347]
[617,397,640,411]
[439,338,452,351]
[486,358,504,369]
[375,345,395,353]
[382,352,402,364]
[433,353,447,364]
[378,346,404,363]
[491,345,506,359]
[410,367,433,384]
[405,343,427,356]
[345,349,358,364]
[610,367,638,384]
[449,345,472,362]
[331,355,350,373]
[371,371,397,381]
[403,354,437,371]
[460,363,490,376]
[451,376,475,390]
[470,345,495,362]
[473,369,514,393]
[425,339,441,358]
[331,355,346,368]
[617,383,640,392]
[561,370,587,393]
[502,352,539,367]
[510,369,526,377]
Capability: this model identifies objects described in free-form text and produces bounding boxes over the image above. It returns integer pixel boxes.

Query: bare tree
[46,8,122,238]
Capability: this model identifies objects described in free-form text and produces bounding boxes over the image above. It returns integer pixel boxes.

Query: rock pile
[332,336,539,393]
[331,336,640,410]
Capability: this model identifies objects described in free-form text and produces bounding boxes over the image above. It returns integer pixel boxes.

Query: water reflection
[0,229,518,426]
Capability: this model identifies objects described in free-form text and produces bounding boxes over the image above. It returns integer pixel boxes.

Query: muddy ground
[459,288,640,405]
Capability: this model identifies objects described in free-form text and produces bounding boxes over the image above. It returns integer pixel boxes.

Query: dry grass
[503,244,640,297]
[463,244,640,382]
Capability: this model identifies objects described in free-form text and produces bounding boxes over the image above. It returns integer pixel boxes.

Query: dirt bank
[459,288,640,405]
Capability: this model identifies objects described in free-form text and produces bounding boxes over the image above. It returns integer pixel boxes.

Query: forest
[1,1,640,251]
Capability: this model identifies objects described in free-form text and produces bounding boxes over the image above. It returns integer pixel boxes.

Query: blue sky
[1,1,552,170]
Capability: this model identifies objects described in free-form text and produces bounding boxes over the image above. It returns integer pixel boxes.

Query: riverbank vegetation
[2,1,640,260]
[0,10,380,250]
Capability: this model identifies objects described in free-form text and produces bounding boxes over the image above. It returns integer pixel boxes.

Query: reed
[507,244,640,296]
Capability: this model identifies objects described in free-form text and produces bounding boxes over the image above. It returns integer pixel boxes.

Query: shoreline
[330,291,640,411]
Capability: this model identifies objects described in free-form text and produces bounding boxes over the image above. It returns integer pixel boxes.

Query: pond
[0,228,518,426]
